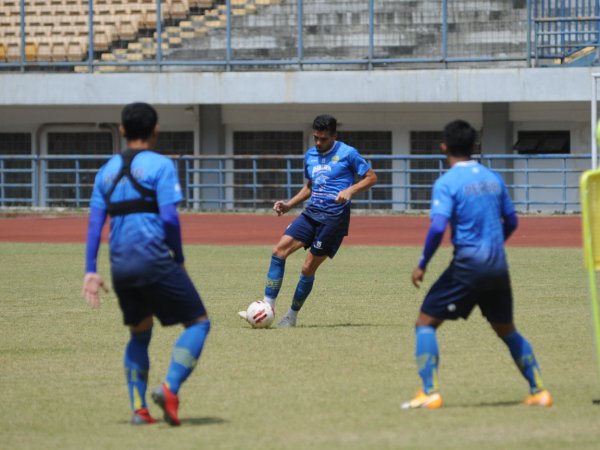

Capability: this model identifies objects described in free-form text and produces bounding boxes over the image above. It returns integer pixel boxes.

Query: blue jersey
[430,160,515,276]
[90,150,183,286]
[303,141,371,223]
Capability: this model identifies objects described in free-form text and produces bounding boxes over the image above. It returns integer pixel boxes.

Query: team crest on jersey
[315,174,329,186]
[332,155,340,162]
[312,164,332,177]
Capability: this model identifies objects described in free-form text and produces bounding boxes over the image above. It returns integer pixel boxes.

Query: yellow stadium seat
[51,42,66,61]
[37,41,52,61]
[0,43,6,62]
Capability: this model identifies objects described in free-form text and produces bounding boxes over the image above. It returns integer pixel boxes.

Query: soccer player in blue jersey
[241,114,377,327]
[402,119,552,409]
[81,103,210,426]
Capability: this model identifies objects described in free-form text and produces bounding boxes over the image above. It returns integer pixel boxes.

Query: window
[233,131,304,209]
[0,133,32,206]
[513,131,570,154]
[410,131,445,210]
[156,131,194,207]
[47,132,113,207]
[337,131,392,209]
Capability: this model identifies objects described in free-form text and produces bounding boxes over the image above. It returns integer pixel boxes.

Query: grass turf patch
[0,243,599,449]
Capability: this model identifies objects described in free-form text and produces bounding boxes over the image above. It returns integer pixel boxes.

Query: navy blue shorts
[421,264,513,323]
[284,212,347,258]
[114,266,207,326]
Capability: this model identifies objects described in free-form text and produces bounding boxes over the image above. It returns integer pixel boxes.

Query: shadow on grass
[449,400,522,408]
[120,416,227,427]
[298,323,388,329]
[181,416,228,426]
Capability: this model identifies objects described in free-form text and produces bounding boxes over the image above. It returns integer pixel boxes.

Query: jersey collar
[317,141,338,157]
[454,160,477,168]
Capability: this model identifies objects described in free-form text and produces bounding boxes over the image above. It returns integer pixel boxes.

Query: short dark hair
[443,119,477,157]
[121,102,158,141]
[312,114,337,134]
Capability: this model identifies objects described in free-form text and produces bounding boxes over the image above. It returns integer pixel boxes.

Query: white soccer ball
[245,300,275,329]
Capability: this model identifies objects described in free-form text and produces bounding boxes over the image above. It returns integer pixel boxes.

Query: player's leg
[491,322,552,406]
[148,267,211,425]
[403,266,474,410]
[262,234,306,309]
[401,312,445,410]
[278,219,344,327]
[115,284,157,424]
[126,316,156,424]
[277,252,327,328]
[480,274,552,407]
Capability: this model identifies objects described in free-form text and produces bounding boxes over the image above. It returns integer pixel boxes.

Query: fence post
[75,159,81,207]
[0,159,4,207]
[226,0,232,71]
[297,0,303,69]
[368,0,374,70]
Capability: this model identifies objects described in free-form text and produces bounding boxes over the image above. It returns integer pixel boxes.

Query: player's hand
[273,200,290,216]
[335,189,352,203]
[82,272,109,309]
[411,267,425,288]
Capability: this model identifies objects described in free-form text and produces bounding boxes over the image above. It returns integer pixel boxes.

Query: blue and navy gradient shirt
[303,141,371,223]
[430,160,515,275]
[90,150,182,286]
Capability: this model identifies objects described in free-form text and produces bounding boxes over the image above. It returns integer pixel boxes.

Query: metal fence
[0,154,589,212]
[532,0,600,63]
[0,0,542,72]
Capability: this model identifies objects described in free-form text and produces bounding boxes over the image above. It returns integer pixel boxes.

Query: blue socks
[265,255,285,300]
[291,274,315,312]
[124,329,152,411]
[502,330,545,393]
[415,326,439,394]
[165,320,211,394]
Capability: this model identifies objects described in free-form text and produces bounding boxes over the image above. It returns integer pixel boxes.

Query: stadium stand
[0,0,529,70]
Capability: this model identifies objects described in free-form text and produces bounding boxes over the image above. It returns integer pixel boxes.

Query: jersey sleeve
[348,148,371,176]
[89,166,107,210]
[430,179,453,219]
[155,159,183,206]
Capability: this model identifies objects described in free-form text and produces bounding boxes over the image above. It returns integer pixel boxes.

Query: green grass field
[1,243,600,449]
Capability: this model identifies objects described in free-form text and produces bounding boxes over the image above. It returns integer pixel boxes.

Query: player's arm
[335,168,377,204]
[82,206,109,308]
[502,211,518,241]
[273,180,312,216]
[411,214,448,288]
[160,202,184,265]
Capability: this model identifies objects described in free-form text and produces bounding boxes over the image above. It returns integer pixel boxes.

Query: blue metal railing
[532,0,600,62]
[0,154,589,212]
[0,0,531,72]
[3,0,598,70]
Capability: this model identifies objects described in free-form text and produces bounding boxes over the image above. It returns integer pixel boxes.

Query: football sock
[285,308,299,320]
[415,325,440,395]
[264,255,285,305]
[502,330,545,393]
[165,320,211,394]
[124,329,152,411]
[291,274,315,312]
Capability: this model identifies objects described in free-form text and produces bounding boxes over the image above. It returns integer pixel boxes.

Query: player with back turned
[402,119,553,409]
[82,102,210,426]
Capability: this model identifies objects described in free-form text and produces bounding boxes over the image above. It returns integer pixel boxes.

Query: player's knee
[272,245,293,259]
[301,263,317,276]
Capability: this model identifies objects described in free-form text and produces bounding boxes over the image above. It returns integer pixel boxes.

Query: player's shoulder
[335,141,359,155]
